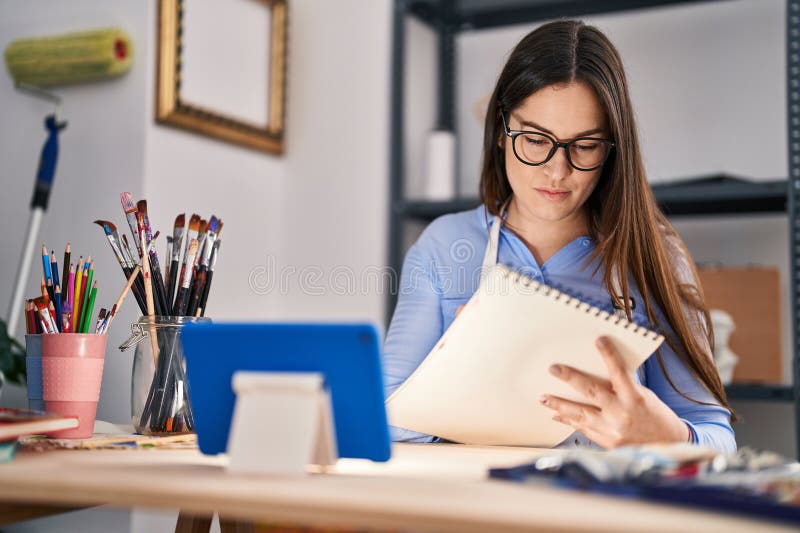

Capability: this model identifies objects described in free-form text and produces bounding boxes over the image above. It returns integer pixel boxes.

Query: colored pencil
[62,243,70,296]
[53,285,62,332]
[73,256,84,325]
[41,245,53,300]
[27,301,39,334]
[50,251,60,296]
[67,264,75,317]
[79,261,94,329]
[81,282,98,333]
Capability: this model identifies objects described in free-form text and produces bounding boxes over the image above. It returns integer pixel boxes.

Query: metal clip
[119,321,148,352]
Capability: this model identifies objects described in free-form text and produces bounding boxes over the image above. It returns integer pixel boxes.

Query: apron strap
[481,197,512,270]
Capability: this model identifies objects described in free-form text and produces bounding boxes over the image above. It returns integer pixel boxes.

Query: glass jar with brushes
[121,315,210,435]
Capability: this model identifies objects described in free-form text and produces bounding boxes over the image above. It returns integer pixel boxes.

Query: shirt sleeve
[644,228,736,454]
[382,241,444,442]
[643,342,736,454]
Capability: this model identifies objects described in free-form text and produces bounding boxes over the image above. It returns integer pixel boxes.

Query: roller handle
[32,114,67,210]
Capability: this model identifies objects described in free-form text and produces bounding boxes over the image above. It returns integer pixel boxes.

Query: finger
[540,394,602,428]
[549,364,615,408]
[596,336,637,402]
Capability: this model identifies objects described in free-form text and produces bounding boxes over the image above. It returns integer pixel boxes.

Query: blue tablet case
[180,322,391,462]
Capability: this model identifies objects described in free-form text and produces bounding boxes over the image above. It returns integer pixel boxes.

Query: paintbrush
[33,296,57,333]
[197,239,220,317]
[194,219,208,269]
[166,214,184,311]
[173,239,198,316]
[137,200,169,315]
[137,211,161,366]
[165,236,173,294]
[187,217,219,316]
[121,192,143,257]
[94,220,147,314]
[94,308,107,334]
[175,216,200,312]
[182,214,201,269]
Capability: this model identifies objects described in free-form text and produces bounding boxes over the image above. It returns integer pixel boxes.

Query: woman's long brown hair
[480,20,733,417]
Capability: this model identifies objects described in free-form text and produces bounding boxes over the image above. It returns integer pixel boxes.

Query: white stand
[226,371,338,475]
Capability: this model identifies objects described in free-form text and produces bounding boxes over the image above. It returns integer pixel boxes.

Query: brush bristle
[93,220,115,235]
[137,199,148,215]
[208,216,219,234]
[189,214,201,232]
[120,192,137,213]
[198,219,208,235]
[174,213,185,228]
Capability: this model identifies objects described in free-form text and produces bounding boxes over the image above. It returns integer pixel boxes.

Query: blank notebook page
[386,264,664,447]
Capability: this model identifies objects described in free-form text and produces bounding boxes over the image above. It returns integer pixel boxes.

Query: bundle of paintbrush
[95,193,224,434]
[94,195,223,319]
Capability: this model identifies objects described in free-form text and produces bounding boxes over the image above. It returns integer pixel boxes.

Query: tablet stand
[226,371,337,475]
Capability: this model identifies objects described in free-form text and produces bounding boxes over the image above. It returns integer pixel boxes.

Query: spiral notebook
[385,264,665,447]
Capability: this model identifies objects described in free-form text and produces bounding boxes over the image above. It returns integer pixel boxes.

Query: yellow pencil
[73,256,84,328]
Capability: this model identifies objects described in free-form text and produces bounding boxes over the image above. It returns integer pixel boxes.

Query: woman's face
[503,81,610,226]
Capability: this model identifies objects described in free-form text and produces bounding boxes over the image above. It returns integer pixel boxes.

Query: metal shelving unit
[388,0,800,455]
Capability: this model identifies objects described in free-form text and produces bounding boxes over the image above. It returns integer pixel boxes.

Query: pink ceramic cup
[42,334,107,438]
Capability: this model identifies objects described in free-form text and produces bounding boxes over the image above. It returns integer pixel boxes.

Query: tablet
[180,322,391,462]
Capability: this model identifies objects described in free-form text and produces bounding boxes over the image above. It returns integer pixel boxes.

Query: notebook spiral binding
[503,267,662,342]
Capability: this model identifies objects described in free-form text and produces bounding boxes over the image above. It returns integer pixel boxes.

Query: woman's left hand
[540,336,690,448]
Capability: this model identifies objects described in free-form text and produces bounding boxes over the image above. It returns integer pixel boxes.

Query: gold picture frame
[156,0,287,154]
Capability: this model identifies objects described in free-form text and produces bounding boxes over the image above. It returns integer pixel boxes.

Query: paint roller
[3,27,133,337]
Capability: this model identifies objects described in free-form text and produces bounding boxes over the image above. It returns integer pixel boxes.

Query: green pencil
[81,282,98,333]
[79,263,94,330]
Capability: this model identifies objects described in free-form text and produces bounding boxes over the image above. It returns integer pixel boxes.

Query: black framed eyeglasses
[501,113,615,172]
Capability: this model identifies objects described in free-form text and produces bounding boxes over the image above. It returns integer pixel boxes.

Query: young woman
[382,20,735,453]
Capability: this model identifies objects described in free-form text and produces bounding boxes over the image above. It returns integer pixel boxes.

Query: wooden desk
[0,443,795,533]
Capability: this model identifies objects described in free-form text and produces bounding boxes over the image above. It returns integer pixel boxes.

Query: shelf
[725,384,796,402]
[407,0,722,31]
[651,176,787,216]
[398,176,787,222]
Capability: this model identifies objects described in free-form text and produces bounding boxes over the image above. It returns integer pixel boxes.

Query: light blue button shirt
[383,205,736,453]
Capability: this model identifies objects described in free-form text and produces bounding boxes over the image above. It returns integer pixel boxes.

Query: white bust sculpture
[710,309,739,384]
